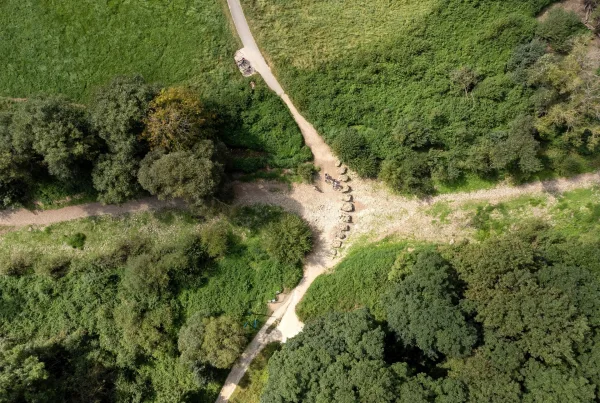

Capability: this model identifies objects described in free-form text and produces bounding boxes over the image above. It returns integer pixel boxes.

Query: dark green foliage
[262,310,395,403]
[296,163,318,183]
[294,224,600,403]
[331,128,379,177]
[92,152,141,205]
[65,233,86,250]
[0,209,312,401]
[507,39,547,84]
[379,150,434,196]
[0,341,48,402]
[474,115,543,179]
[385,250,477,359]
[89,75,157,154]
[138,146,224,206]
[12,97,95,182]
[537,9,586,53]
[263,214,312,265]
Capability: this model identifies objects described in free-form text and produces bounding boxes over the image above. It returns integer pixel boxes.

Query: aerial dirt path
[0,198,184,228]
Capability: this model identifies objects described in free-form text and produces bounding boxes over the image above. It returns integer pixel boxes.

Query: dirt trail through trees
[2,0,600,400]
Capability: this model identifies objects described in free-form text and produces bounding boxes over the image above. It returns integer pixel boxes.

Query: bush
[537,9,586,53]
[0,251,34,276]
[296,163,318,183]
[36,255,72,278]
[331,128,379,177]
[263,214,312,265]
[92,152,141,204]
[199,219,230,259]
[65,233,86,249]
[379,151,434,197]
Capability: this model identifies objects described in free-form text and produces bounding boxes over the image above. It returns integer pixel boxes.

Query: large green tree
[262,310,396,403]
[137,143,224,205]
[385,250,477,359]
[89,75,157,154]
[12,97,95,181]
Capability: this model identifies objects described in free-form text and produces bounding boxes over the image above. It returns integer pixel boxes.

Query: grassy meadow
[0,0,234,101]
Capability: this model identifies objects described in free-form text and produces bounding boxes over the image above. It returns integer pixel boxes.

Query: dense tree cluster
[263,224,600,402]
[0,207,313,401]
[0,75,312,208]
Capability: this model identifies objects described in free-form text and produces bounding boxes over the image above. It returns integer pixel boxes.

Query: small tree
[200,316,246,369]
[142,87,211,151]
[263,214,312,265]
[450,66,478,97]
[137,147,223,205]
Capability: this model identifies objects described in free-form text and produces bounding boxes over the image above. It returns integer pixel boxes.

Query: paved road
[226,0,284,95]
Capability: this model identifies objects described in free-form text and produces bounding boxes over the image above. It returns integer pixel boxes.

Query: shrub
[537,9,586,53]
[199,219,230,259]
[263,214,312,265]
[379,151,434,197]
[92,152,141,204]
[296,163,318,183]
[65,233,86,249]
[0,251,34,276]
[36,255,72,278]
[178,312,206,367]
[331,128,379,177]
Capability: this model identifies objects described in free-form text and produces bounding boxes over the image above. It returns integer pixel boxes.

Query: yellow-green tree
[142,87,212,151]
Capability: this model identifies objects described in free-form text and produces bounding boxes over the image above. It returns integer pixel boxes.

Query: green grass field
[0,0,234,101]
[297,239,414,322]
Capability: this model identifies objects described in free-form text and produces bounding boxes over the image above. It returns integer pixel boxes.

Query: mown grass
[0,0,234,101]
